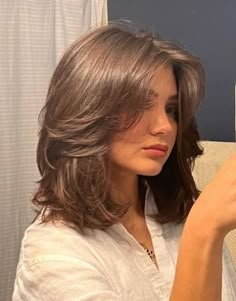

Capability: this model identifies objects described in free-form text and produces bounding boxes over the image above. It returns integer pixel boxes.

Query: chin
[138,163,164,177]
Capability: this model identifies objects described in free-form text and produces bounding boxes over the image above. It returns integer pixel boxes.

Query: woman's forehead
[150,66,178,98]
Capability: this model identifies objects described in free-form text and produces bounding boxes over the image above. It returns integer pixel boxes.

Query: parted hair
[33,21,205,232]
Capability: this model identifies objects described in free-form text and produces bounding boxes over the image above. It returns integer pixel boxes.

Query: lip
[143,144,168,151]
[143,144,168,157]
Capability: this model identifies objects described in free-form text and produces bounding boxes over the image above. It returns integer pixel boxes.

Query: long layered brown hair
[33,22,205,232]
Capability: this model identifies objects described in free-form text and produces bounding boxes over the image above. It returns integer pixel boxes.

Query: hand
[190,152,236,238]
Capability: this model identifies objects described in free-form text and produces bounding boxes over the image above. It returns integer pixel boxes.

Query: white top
[13,186,236,300]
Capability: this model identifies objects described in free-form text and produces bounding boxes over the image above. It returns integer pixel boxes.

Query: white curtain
[0,1,107,300]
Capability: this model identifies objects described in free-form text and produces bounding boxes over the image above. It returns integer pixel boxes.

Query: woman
[13,22,236,300]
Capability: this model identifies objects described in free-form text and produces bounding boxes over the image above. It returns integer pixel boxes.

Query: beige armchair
[192,141,236,267]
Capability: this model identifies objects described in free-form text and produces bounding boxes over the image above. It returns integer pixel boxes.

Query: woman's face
[110,66,178,177]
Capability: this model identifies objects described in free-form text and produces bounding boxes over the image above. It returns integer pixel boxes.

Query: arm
[170,211,224,301]
[170,152,236,301]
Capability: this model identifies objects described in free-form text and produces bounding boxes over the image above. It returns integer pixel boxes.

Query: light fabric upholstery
[192,141,236,267]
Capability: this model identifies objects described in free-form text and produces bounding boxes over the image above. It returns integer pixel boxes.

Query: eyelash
[143,100,179,120]
[166,104,178,120]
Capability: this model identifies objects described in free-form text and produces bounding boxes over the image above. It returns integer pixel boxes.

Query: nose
[150,109,175,136]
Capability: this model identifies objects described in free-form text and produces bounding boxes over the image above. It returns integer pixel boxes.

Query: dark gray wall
[108,0,236,141]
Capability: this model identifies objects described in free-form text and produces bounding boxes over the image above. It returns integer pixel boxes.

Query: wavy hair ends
[33,21,205,231]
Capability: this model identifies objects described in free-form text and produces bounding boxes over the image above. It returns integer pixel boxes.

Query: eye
[166,103,178,120]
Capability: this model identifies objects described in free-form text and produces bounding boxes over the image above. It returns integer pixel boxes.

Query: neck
[110,168,146,229]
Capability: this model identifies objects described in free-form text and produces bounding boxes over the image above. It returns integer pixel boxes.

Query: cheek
[171,122,178,140]
[165,123,177,155]
[174,126,178,140]
[118,121,147,144]
[110,125,146,163]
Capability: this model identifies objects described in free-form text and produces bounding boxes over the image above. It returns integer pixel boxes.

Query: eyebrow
[168,94,178,102]
[149,90,178,102]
